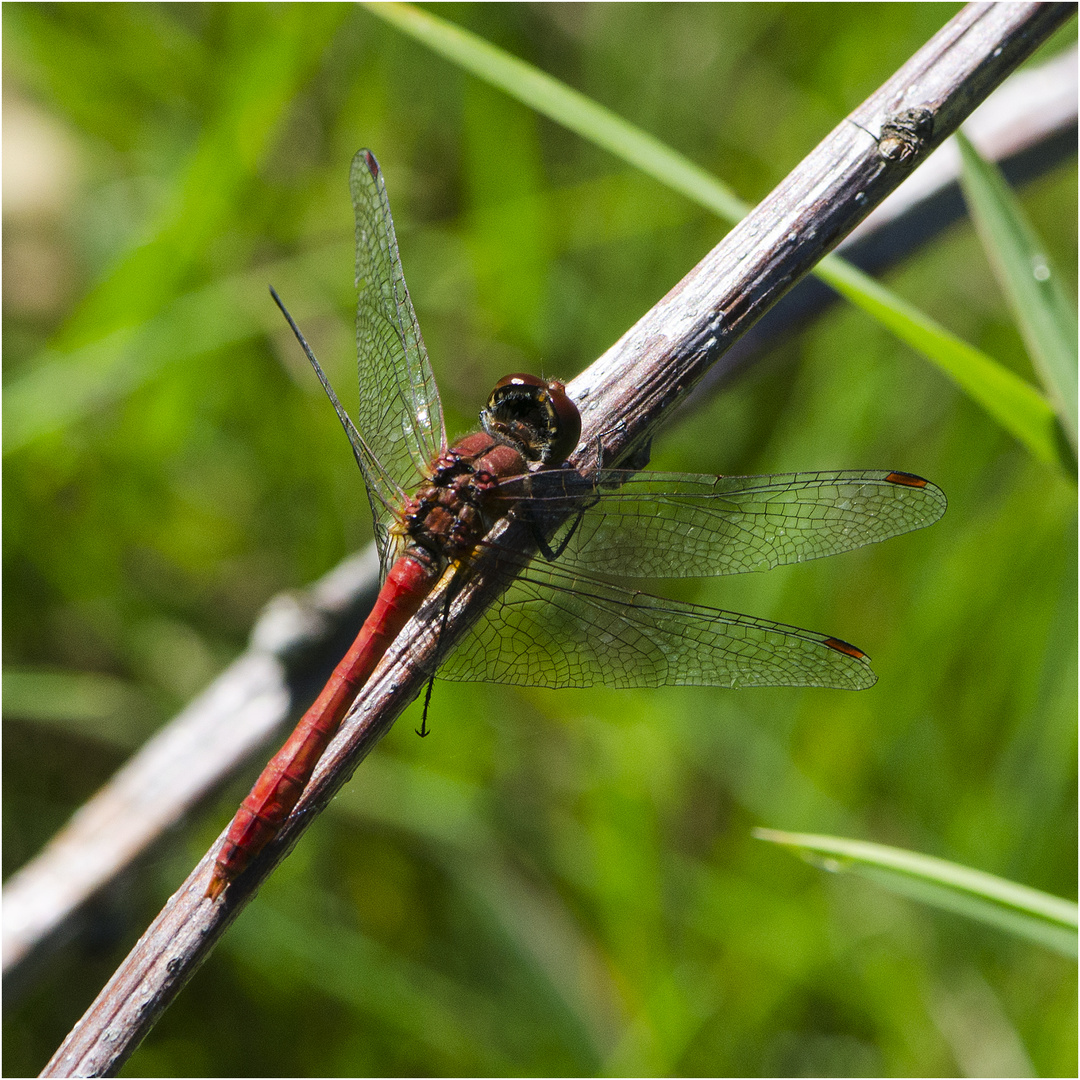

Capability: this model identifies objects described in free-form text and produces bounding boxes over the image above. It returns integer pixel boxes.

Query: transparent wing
[499,469,946,578]
[439,558,875,690]
[351,149,446,568]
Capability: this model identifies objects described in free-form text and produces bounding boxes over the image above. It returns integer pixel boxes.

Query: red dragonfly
[207,150,946,899]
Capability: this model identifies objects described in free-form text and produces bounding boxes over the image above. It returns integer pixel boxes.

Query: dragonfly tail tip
[205,869,228,901]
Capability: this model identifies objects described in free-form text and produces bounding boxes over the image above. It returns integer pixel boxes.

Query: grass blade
[956,131,1078,454]
[754,828,1078,959]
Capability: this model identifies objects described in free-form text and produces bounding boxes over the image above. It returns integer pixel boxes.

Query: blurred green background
[3,3,1076,1076]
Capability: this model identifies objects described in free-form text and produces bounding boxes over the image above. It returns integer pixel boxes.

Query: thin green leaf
[368,2,1064,470]
[754,828,1078,959]
[956,131,1078,454]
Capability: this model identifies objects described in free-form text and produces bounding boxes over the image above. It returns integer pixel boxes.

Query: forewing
[351,149,446,565]
[504,469,946,578]
[439,560,875,690]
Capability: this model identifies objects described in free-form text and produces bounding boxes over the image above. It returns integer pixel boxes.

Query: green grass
[3,5,1076,1077]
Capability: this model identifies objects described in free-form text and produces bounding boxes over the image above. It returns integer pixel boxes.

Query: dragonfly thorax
[481,373,581,466]
[395,375,580,573]
[398,432,529,566]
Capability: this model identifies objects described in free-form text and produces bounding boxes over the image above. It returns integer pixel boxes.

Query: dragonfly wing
[351,149,446,569]
[507,469,946,578]
[439,560,875,690]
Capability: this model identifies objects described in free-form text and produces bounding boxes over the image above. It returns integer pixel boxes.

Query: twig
[39,4,1076,1075]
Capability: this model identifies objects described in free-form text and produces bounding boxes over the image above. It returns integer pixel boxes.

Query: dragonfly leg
[543,506,588,560]
[417,674,435,737]
[529,482,600,562]
[587,432,606,472]
[415,575,459,737]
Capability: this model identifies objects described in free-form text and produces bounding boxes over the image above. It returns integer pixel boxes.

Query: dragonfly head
[481,374,581,466]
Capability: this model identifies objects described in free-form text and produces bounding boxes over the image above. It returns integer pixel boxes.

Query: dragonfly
[206,149,946,899]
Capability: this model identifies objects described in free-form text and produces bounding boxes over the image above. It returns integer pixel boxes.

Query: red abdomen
[206,553,436,898]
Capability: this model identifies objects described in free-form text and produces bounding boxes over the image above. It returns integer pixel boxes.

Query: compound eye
[483,373,582,465]
[543,379,581,464]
